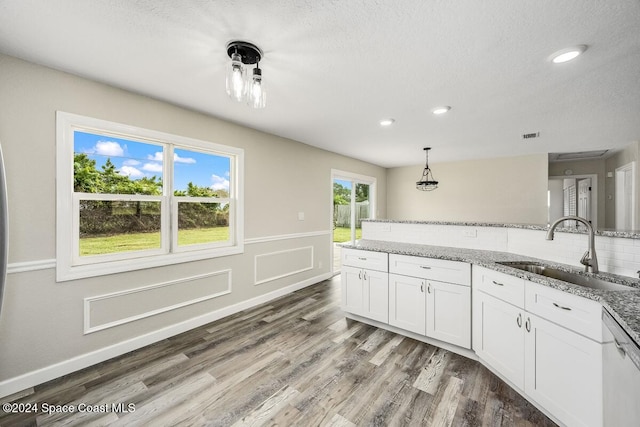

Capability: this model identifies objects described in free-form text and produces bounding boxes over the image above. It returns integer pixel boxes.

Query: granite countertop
[363,219,640,239]
[341,239,640,348]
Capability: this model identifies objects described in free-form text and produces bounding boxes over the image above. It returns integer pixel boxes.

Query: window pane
[333,179,352,243]
[355,183,371,236]
[73,130,163,195]
[173,148,230,197]
[79,200,162,256]
[177,201,229,246]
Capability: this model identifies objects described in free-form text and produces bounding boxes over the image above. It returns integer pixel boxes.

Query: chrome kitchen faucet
[546,215,599,274]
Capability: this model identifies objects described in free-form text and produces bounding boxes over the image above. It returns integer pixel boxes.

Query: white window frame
[56,111,244,281]
[331,169,377,243]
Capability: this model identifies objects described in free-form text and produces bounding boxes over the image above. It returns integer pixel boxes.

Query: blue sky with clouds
[74,131,230,192]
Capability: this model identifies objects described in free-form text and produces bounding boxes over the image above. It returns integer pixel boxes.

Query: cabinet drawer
[389,254,470,285]
[473,266,525,308]
[525,281,603,342]
[342,249,388,272]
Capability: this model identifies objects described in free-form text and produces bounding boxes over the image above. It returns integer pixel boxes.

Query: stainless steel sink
[498,262,635,292]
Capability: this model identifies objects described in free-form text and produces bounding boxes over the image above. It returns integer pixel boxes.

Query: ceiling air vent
[522,132,540,139]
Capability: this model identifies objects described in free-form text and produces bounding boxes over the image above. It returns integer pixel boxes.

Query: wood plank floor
[0,276,557,426]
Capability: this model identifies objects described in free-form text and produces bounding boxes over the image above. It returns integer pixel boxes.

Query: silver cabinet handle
[525,317,531,332]
[427,283,432,294]
[614,338,627,357]
[420,266,432,270]
[517,313,522,328]
[358,257,367,261]
[363,271,367,281]
[492,280,504,286]
[420,282,424,293]
[358,270,362,280]
[553,302,572,311]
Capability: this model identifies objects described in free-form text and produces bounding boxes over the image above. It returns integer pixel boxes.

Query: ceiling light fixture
[380,118,395,126]
[432,106,451,115]
[226,40,265,108]
[550,45,587,64]
[416,147,439,191]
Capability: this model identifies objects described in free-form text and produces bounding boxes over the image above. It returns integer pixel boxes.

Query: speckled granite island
[341,220,640,426]
[341,238,640,348]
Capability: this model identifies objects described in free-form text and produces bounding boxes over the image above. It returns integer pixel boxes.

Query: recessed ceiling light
[379,118,395,126]
[432,106,451,115]
[550,45,587,64]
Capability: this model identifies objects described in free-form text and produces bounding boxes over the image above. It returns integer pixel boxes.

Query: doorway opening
[615,161,637,230]
[548,174,598,229]
[331,170,376,275]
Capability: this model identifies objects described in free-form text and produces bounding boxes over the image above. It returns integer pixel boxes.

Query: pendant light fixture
[225,40,266,108]
[416,147,439,191]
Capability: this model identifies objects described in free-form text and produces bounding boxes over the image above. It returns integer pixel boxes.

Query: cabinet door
[525,314,603,427]
[426,280,471,349]
[474,291,525,390]
[389,273,426,335]
[341,266,365,316]
[363,269,389,323]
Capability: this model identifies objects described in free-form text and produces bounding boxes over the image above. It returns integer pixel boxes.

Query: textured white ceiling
[1,0,639,167]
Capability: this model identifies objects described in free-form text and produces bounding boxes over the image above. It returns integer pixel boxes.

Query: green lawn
[333,227,362,243]
[80,227,230,256]
[82,226,358,255]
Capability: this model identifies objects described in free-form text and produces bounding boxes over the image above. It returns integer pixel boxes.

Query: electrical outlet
[298,212,305,221]
[381,224,391,232]
[463,229,477,238]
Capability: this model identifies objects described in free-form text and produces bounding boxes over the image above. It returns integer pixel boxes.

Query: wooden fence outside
[334,202,370,228]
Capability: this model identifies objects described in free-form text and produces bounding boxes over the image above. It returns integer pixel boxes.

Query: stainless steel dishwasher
[602,309,640,426]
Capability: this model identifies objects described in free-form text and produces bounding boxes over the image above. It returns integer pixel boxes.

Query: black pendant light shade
[416,147,438,191]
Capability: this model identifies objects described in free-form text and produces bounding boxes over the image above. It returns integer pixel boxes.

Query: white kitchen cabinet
[472,265,604,427]
[525,313,602,427]
[341,249,389,323]
[473,290,526,389]
[389,268,471,348]
[389,273,426,334]
[389,253,471,285]
[426,280,471,348]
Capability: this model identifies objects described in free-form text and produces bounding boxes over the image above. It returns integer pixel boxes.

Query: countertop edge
[363,219,640,239]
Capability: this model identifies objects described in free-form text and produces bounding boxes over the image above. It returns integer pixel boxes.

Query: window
[56,112,244,281]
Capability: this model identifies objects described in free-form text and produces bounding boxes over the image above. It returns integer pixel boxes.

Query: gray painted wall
[386,154,549,224]
[0,53,387,391]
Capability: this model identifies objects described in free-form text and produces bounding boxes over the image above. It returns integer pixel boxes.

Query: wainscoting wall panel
[84,270,232,334]
[254,246,314,285]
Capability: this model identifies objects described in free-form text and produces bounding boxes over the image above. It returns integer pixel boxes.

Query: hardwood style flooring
[0,276,556,426]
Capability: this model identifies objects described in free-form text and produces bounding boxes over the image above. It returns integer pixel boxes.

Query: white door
[577,178,591,225]
[363,269,389,323]
[473,291,525,389]
[426,280,471,348]
[616,162,636,230]
[389,273,426,335]
[332,170,377,274]
[525,314,603,427]
[341,266,364,315]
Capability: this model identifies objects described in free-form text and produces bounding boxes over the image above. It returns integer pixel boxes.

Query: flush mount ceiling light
[416,147,439,191]
[226,40,266,108]
[549,45,587,64]
[380,118,395,126]
[432,106,451,115]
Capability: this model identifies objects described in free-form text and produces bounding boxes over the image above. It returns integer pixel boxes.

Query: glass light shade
[226,52,246,102]
[247,68,266,109]
[416,148,438,191]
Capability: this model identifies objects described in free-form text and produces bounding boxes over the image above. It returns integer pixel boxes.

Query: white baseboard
[0,271,333,399]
